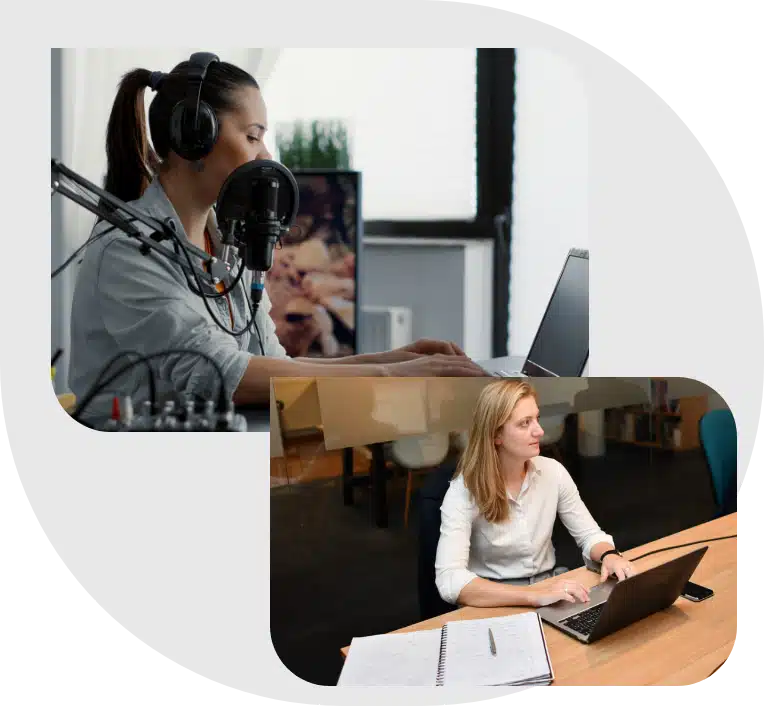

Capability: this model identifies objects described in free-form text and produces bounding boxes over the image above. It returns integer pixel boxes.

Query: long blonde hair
[456,379,538,524]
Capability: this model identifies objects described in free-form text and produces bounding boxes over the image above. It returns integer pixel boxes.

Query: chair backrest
[390,433,450,469]
[699,409,737,515]
[539,414,566,445]
[417,460,460,621]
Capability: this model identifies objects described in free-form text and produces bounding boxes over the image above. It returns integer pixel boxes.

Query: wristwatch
[600,549,621,562]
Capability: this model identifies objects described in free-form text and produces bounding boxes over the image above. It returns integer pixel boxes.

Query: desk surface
[340,513,737,686]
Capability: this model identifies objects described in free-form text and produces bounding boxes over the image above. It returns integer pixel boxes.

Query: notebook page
[441,613,552,686]
[337,629,443,686]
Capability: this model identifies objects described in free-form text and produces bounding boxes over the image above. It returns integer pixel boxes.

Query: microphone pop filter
[215,159,299,228]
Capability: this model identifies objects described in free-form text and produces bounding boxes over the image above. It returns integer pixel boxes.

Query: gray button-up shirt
[69,178,287,424]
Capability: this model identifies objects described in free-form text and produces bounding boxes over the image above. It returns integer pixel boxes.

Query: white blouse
[434,456,614,604]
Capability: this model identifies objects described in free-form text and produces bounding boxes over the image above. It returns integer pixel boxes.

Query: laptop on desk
[537,546,708,644]
[481,248,589,378]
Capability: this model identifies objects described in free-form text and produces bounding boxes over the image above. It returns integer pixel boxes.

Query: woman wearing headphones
[68,53,486,424]
[435,379,636,608]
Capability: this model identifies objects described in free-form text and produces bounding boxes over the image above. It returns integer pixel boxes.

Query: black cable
[54,171,258,338]
[241,282,265,355]
[88,349,158,413]
[72,348,228,421]
[51,173,138,277]
[52,171,247,295]
[51,218,138,279]
[628,534,737,562]
[253,318,265,356]
[165,223,257,338]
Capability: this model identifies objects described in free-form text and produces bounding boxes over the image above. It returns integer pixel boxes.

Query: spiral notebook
[338,612,554,687]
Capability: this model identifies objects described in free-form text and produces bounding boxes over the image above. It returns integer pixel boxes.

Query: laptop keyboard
[560,603,605,636]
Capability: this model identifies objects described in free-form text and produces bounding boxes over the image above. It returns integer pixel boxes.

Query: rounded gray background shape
[7,8,764,704]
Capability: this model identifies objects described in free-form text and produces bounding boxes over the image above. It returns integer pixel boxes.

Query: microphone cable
[249,300,265,356]
[56,201,259,340]
[50,169,245,296]
[86,349,158,413]
[51,217,139,279]
[72,348,228,421]
[52,169,273,345]
[164,223,260,339]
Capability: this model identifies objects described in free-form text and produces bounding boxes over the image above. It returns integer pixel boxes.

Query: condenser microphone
[215,159,299,312]
[216,159,299,270]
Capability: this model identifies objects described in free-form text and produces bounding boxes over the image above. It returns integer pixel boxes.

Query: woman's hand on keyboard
[382,354,490,377]
[529,578,591,607]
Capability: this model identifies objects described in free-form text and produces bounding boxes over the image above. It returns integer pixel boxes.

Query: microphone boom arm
[51,159,220,284]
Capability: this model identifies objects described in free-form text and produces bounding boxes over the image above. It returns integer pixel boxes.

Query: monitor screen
[522,250,589,377]
[265,171,360,358]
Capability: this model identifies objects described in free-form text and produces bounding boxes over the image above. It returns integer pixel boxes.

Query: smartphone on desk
[681,581,714,602]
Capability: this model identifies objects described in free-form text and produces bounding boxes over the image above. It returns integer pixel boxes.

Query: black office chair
[416,460,459,621]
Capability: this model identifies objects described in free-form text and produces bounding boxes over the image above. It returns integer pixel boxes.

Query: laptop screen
[522,249,589,377]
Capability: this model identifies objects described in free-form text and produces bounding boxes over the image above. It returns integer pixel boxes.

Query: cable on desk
[628,534,737,562]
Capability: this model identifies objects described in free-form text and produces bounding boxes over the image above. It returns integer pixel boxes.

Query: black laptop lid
[588,546,708,643]
[522,248,589,377]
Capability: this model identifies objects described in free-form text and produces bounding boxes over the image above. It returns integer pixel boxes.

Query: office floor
[270,442,718,686]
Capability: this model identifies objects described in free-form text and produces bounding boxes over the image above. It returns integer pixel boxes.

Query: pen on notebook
[488,628,497,656]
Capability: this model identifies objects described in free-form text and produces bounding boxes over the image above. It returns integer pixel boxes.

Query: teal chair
[698,410,737,516]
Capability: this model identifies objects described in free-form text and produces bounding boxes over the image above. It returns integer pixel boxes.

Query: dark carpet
[270,443,718,686]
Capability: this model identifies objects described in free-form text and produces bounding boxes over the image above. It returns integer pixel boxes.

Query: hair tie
[148,71,166,92]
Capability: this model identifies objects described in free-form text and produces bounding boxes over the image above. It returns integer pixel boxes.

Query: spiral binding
[435,624,449,686]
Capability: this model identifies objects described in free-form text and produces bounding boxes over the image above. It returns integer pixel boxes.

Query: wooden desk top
[341,513,737,686]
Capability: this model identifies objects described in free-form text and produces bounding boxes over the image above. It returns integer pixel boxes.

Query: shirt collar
[507,459,541,504]
[134,178,223,252]
[527,458,542,475]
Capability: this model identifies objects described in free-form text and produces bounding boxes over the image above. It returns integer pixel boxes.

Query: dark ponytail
[103,68,161,204]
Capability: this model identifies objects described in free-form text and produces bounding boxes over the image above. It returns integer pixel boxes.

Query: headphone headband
[188,52,219,131]
[188,52,220,81]
[168,51,221,161]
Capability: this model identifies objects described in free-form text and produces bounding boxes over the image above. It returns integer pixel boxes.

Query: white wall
[261,49,477,220]
[508,48,588,356]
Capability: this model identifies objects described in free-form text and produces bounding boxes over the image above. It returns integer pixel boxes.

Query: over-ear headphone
[169,52,220,162]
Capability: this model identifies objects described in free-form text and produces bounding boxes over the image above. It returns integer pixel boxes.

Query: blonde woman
[435,380,636,608]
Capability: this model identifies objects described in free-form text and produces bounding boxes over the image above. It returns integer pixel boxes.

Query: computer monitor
[522,248,589,377]
[265,170,361,358]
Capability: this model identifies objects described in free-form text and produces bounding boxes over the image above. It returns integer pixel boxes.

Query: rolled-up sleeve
[434,479,480,604]
[556,463,614,563]
[97,237,252,401]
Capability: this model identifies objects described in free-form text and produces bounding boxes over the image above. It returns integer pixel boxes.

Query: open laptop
[485,248,589,378]
[537,546,708,644]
